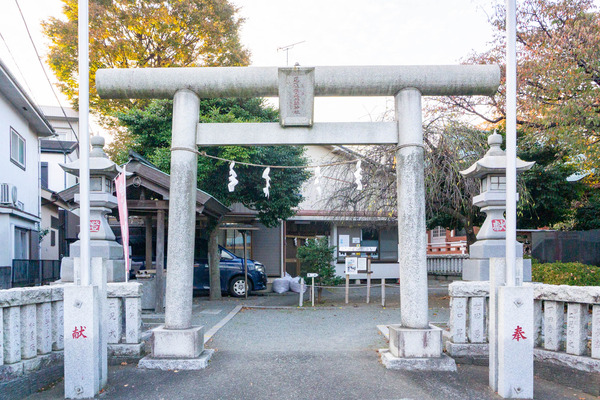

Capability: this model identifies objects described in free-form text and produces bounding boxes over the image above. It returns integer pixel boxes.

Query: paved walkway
[26,284,595,399]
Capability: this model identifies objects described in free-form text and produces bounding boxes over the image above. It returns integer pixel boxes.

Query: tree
[517,142,584,228]
[43,0,250,161]
[573,189,600,230]
[323,119,488,245]
[118,98,309,298]
[296,237,340,302]
[43,0,249,117]
[439,0,600,175]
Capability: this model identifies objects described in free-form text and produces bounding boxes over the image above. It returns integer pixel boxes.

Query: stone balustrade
[106,282,143,359]
[446,281,600,373]
[427,254,467,276]
[0,282,142,384]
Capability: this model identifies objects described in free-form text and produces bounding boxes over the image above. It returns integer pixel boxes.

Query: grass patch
[531,259,600,286]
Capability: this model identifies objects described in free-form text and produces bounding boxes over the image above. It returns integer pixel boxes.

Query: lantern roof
[60,135,129,179]
[460,131,534,179]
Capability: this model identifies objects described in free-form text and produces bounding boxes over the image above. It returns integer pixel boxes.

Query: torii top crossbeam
[96,65,499,99]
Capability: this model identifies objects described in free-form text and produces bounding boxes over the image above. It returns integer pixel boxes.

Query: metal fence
[11,260,61,287]
[0,266,10,289]
[532,229,600,266]
[426,254,468,276]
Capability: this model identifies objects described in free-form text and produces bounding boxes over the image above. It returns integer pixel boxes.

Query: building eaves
[40,139,78,154]
[0,59,54,137]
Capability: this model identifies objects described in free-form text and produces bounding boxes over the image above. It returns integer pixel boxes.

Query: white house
[39,105,80,260]
[221,145,402,279]
[0,59,54,272]
[222,145,468,279]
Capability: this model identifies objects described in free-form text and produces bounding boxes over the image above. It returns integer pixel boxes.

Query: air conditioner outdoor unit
[0,183,18,206]
[0,183,10,204]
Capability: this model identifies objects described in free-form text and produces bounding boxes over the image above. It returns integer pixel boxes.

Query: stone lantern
[460,131,535,281]
[60,135,130,282]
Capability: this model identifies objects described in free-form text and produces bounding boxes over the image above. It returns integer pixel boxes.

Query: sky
[0,0,497,125]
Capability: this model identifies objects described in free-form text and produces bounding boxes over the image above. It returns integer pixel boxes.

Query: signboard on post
[345,257,358,275]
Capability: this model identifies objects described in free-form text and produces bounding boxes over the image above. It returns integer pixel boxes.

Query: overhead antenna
[277,40,306,66]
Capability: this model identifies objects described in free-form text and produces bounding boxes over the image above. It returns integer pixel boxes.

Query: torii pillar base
[381,324,457,371]
[138,325,214,370]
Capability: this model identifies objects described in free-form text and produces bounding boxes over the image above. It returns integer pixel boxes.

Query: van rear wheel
[229,277,252,297]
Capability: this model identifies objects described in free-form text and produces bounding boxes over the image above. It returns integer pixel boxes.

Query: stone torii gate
[97,65,500,370]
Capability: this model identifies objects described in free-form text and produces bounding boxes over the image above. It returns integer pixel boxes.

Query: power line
[0,30,37,103]
[13,0,79,143]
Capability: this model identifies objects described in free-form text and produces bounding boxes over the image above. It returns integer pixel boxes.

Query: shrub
[296,237,343,287]
[531,260,600,286]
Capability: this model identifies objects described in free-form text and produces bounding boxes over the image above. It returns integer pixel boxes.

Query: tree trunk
[208,221,222,300]
[465,221,478,252]
[317,287,322,303]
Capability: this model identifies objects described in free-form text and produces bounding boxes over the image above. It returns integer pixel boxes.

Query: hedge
[531,260,600,286]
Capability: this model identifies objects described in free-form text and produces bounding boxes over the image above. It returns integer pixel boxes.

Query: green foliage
[117,98,309,227]
[573,190,600,230]
[532,260,600,286]
[43,0,249,117]
[442,0,600,175]
[296,238,342,286]
[424,121,489,244]
[517,142,584,228]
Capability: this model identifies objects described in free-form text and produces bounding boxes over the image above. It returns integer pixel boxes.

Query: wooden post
[311,276,315,307]
[381,278,386,308]
[366,256,371,304]
[155,209,165,313]
[242,230,248,300]
[345,274,349,304]
[144,215,153,271]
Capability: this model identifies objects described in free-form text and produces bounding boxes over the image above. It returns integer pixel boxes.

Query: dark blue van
[193,246,267,297]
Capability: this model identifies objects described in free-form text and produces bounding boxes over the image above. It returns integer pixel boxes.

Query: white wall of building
[297,145,353,212]
[40,106,79,142]
[40,206,59,260]
[0,92,41,218]
[41,151,77,192]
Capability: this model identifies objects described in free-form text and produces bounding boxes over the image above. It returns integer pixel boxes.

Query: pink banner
[115,166,130,279]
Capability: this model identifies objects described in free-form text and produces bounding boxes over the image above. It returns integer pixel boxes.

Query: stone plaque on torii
[96,65,500,371]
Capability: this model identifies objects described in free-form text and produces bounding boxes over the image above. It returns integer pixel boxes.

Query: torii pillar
[96,65,500,371]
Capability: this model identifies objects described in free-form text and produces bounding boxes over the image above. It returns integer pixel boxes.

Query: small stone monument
[60,135,129,283]
[460,132,534,282]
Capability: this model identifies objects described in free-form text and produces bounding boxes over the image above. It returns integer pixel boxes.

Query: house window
[41,162,49,188]
[361,228,379,260]
[432,226,445,238]
[14,227,29,260]
[430,226,446,244]
[379,229,397,262]
[10,128,26,170]
[224,229,252,259]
